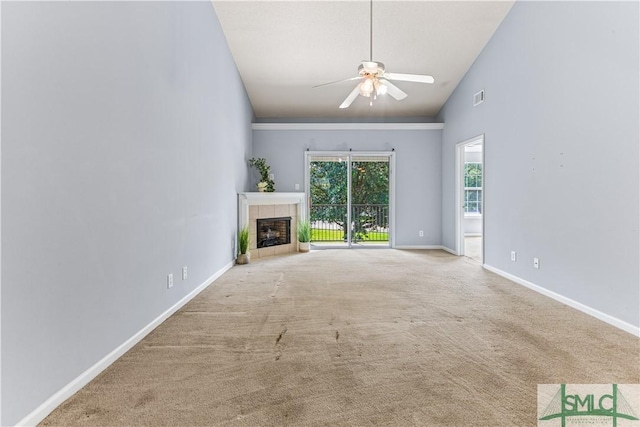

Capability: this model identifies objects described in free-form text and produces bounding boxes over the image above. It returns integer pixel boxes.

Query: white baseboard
[394,245,458,256]
[439,246,458,255]
[394,245,449,250]
[17,261,234,427]
[483,264,640,337]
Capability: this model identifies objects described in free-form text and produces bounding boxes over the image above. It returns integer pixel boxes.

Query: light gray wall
[1,2,253,424]
[437,1,639,327]
[252,129,442,246]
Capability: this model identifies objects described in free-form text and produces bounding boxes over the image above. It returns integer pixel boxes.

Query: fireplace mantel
[238,192,306,230]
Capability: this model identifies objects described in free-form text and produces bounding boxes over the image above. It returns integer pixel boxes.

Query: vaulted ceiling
[212,1,514,119]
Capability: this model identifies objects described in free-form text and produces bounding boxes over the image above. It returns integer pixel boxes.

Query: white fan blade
[313,76,361,88]
[339,83,363,109]
[380,80,407,101]
[384,72,434,84]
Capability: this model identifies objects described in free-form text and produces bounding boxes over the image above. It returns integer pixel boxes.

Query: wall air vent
[473,89,485,106]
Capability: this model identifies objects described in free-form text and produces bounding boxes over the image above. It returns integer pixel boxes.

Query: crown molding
[251,123,444,131]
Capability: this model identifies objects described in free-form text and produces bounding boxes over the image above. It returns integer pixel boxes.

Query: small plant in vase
[297,220,311,253]
[237,226,250,264]
[248,158,275,192]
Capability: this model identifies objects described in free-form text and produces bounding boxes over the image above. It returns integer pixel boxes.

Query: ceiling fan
[314,0,435,109]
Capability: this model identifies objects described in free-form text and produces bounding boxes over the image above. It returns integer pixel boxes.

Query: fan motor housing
[359,61,385,77]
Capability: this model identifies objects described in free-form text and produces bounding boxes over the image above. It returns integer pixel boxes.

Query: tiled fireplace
[238,192,306,259]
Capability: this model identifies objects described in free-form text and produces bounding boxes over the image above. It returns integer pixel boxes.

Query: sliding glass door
[306,152,393,248]
[350,156,390,245]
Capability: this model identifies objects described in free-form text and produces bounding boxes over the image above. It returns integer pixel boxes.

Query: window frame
[463,162,483,216]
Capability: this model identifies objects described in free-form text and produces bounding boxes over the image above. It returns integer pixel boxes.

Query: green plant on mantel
[248,158,276,192]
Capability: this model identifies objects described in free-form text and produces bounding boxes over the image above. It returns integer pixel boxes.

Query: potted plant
[248,158,276,192]
[237,226,250,264]
[297,220,311,253]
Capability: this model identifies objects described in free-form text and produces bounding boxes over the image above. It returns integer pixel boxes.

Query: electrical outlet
[182,266,188,280]
[511,251,517,262]
[167,273,173,289]
[419,230,424,237]
[533,258,540,269]
[295,183,300,190]
[269,173,275,180]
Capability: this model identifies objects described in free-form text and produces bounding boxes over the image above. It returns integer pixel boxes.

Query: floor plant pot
[299,241,310,253]
[237,252,251,264]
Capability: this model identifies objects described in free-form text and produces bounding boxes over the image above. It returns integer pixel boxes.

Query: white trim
[394,245,451,250]
[238,191,305,206]
[304,152,310,222]
[16,261,234,427]
[440,246,458,255]
[389,153,397,249]
[455,135,484,257]
[252,123,444,131]
[238,192,306,233]
[483,264,640,337]
[455,141,463,255]
[346,153,352,245]
[0,2,3,423]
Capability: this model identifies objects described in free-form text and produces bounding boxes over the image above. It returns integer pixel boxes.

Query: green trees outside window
[310,159,389,242]
[464,163,482,214]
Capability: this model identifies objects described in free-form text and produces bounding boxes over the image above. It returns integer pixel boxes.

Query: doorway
[305,151,395,248]
[455,136,484,263]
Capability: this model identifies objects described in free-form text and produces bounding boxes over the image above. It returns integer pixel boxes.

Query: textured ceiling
[212,1,514,119]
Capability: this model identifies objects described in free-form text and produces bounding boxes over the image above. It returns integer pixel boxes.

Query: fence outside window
[310,203,389,243]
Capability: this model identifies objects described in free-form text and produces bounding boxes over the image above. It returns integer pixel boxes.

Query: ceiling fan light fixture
[316,0,434,109]
[375,79,387,95]
[359,78,375,97]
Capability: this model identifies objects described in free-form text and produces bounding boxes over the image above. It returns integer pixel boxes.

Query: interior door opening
[455,136,484,263]
[305,152,394,249]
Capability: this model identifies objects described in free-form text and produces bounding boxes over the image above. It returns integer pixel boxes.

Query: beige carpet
[41,249,639,426]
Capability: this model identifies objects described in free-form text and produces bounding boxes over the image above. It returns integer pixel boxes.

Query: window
[464,163,482,214]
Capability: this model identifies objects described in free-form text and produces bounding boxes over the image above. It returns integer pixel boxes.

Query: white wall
[438,1,639,328]
[252,128,442,246]
[464,216,482,236]
[1,2,253,424]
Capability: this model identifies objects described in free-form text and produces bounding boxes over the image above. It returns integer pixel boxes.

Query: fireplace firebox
[257,217,291,248]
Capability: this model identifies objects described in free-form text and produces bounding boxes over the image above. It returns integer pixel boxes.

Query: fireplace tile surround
[238,192,306,259]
